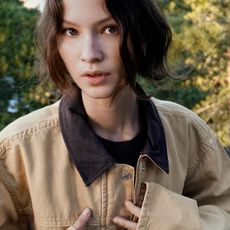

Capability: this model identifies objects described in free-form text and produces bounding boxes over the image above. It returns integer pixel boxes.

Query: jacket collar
[59,85,169,186]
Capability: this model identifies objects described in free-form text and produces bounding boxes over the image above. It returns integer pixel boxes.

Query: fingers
[72,208,91,230]
[112,201,141,230]
[71,202,140,230]
[113,216,137,230]
[125,200,141,218]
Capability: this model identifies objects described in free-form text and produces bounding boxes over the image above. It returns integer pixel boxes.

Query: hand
[113,201,141,230]
[69,208,91,230]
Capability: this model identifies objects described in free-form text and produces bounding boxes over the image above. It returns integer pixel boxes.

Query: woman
[0,0,230,229]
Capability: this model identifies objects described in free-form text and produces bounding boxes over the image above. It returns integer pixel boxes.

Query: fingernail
[125,200,131,205]
[113,217,118,222]
[83,208,91,217]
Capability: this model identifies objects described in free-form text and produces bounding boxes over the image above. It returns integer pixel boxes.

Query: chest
[24,155,187,230]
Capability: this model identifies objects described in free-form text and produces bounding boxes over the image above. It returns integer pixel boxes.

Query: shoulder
[151,98,228,177]
[153,97,207,128]
[152,98,217,147]
[153,97,196,118]
[0,101,60,152]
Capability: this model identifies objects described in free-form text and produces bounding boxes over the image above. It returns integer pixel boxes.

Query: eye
[104,25,119,34]
[64,28,78,36]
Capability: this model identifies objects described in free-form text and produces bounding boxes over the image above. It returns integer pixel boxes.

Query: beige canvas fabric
[0,99,230,229]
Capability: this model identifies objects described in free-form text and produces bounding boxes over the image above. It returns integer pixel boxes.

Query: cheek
[57,37,65,58]
[58,38,79,62]
[58,44,71,61]
[107,40,122,67]
[58,48,75,72]
[58,41,68,64]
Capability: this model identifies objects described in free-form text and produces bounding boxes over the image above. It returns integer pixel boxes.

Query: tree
[181,0,230,145]
[0,0,58,130]
[141,0,230,145]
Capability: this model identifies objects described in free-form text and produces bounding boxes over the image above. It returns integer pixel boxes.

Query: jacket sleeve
[0,181,21,229]
[0,144,30,229]
[137,139,230,230]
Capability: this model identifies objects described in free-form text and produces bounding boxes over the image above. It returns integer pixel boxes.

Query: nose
[80,33,104,63]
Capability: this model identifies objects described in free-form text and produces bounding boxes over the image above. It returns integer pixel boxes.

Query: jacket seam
[159,103,219,181]
[157,105,215,145]
[0,173,27,223]
[0,118,59,224]
[186,148,207,180]
[34,216,99,225]
[0,118,59,153]
[186,125,218,182]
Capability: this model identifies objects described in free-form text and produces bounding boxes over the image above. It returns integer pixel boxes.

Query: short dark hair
[36,0,172,94]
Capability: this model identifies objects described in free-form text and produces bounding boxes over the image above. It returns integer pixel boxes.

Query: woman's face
[58,0,126,100]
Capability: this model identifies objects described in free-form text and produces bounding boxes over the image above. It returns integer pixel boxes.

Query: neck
[82,86,140,141]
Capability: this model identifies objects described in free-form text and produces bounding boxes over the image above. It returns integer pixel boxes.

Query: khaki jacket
[0,98,230,230]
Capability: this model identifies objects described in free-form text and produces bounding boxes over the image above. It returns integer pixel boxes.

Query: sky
[22,0,45,11]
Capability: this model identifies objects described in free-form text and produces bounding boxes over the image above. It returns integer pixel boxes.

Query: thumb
[72,208,92,230]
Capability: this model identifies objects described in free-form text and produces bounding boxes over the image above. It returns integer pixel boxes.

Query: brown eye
[65,28,78,36]
[104,25,118,34]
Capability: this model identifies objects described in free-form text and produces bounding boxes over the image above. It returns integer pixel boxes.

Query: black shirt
[97,126,147,168]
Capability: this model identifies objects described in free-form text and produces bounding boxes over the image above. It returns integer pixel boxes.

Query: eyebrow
[62,16,114,27]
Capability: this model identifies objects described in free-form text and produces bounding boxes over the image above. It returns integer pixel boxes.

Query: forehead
[62,0,110,25]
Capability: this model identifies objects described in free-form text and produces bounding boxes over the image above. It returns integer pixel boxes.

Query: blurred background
[0,0,229,150]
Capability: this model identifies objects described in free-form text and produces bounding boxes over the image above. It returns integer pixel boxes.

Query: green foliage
[179,0,229,145]
[0,0,229,145]
[138,77,207,109]
[143,0,230,145]
[0,1,37,79]
[0,1,59,130]
[0,0,38,129]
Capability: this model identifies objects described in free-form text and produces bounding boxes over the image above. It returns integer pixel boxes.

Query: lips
[82,71,110,85]
[82,71,110,77]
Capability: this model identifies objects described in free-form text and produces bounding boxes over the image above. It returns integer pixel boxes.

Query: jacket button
[121,171,132,180]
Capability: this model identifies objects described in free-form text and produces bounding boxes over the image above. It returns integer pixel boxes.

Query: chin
[87,93,115,100]
[83,88,116,100]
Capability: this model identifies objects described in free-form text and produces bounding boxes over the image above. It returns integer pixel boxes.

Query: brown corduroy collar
[59,85,169,186]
